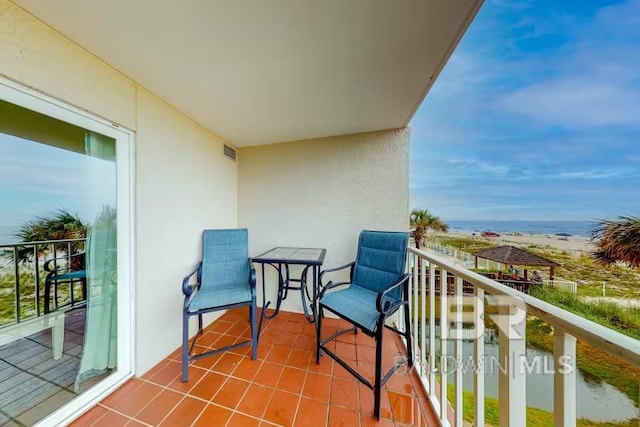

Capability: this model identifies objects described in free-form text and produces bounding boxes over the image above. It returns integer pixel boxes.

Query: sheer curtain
[75,131,117,391]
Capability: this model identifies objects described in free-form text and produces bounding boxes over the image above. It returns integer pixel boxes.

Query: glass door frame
[0,76,136,427]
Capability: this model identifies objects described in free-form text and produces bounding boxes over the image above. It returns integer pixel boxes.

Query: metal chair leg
[374,324,384,419]
[404,304,413,367]
[44,279,52,314]
[182,312,190,382]
[250,300,257,360]
[316,305,323,364]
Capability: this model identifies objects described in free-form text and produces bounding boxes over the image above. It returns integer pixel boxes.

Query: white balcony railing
[404,246,640,427]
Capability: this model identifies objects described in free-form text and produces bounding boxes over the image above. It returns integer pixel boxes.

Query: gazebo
[473,245,560,280]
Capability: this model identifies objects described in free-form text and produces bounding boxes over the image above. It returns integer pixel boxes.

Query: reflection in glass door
[0,96,124,425]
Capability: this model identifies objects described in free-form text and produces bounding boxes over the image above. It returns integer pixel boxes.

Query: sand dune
[440,231,594,254]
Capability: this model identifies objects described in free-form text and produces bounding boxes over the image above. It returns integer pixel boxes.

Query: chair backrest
[351,230,409,298]
[201,229,249,291]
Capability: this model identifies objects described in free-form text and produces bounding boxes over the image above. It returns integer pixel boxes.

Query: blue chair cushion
[321,285,399,332]
[188,229,252,313]
[188,282,252,313]
[52,270,86,280]
[201,229,249,292]
[351,231,409,301]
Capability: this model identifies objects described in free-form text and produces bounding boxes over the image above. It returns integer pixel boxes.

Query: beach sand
[438,231,594,254]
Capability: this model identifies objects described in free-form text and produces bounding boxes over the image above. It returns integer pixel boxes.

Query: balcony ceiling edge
[13,0,483,147]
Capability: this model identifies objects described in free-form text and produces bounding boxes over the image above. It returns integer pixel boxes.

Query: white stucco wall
[134,89,237,373]
[238,129,410,314]
[0,0,237,375]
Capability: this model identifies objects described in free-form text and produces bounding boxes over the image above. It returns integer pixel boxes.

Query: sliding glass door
[0,79,133,426]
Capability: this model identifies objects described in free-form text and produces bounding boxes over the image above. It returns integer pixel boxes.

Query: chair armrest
[44,252,85,274]
[182,262,202,297]
[319,281,352,299]
[319,261,355,299]
[376,273,410,315]
[319,261,355,287]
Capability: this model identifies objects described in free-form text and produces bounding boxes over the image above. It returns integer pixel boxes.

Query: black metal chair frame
[43,252,87,314]
[181,261,257,382]
[316,262,412,418]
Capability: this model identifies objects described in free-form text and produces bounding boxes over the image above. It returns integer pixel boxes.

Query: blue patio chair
[182,229,257,382]
[317,230,411,418]
[43,251,87,314]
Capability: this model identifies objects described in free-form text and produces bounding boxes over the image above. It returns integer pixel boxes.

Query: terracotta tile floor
[70,309,438,426]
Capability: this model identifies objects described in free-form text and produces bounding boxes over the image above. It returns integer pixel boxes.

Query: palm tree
[11,209,86,264]
[92,205,117,229]
[410,209,448,249]
[592,216,640,268]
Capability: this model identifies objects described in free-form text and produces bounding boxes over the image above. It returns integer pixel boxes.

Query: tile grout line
[91,311,422,426]
[189,344,279,427]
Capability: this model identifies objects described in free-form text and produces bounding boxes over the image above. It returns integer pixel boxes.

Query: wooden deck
[0,308,86,426]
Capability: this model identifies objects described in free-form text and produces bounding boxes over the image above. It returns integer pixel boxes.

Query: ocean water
[2,221,596,242]
[445,220,596,237]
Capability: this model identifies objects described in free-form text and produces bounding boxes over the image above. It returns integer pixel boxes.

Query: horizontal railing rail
[404,245,640,427]
[0,238,86,328]
[0,237,86,249]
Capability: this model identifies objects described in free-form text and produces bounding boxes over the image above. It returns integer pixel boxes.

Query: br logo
[442,295,526,340]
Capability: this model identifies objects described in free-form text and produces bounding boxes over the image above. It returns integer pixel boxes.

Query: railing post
[440,267,448,423]
[13,247,20,323]
[429,262,436,395]
[474,287,485,427]
[67,241,74,304]
[454,276,463,427]
[413,252,419,364]
[420,257,426,380]
[34,245,40,316]
[554,330,577,427]
[498,299,526,427]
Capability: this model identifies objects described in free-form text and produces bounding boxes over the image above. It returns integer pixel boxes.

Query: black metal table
[252,247,326,333]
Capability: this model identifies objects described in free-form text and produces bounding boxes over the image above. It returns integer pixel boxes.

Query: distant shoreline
[434,230,594,253]
[444,220,595,239]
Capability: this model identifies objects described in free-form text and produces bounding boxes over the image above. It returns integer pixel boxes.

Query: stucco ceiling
[13,0,482,147]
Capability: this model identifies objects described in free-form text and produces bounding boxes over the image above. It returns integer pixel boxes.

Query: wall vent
[223,145,236,161]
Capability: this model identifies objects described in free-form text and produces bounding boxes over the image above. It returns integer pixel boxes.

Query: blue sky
[409,0,640,221]
[2,0,638,240]
[0,134,115,239]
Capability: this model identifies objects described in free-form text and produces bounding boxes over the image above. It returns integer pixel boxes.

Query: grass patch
[526,248,640,298]
[0,265,81,325]
[435,236,497,253]
[449,387,638,426]
[527,286,640,404]
[529,286,640,340]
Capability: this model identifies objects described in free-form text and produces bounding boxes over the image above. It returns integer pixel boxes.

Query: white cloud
[499,78,640,128]
[495,0,640,129]
[596,0,640,34]
[553,169,624,180]
[448,158,511,176]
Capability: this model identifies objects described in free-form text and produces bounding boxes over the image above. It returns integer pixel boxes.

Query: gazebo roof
[473,245,560,267]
